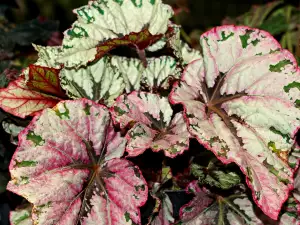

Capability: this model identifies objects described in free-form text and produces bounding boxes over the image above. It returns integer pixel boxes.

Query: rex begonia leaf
[179,43,202,65]
[110,56,181,93]
[2,120,25,145]
[279,197,300,225]
[170,25,300,220]
[279,169,300,224]
[148,167,174,225]
[58,0,173,68]
[178,181,264,225]
[32,44,62,70]
[111,92,190,157]
[146,38,167,52]
[168,24,201,65]
[293,167,300,202]
[27,65,66,98]
[0,76,61,118]
[10,204,33,225]
[288,144,300,170]
[7,99,148,225]
[22,44,62,80]
[59,57,124,106]
[191,162,241,190]
[149,192,174,225]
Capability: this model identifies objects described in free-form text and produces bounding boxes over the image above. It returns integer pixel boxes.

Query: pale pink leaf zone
[7,99,147,225]
[170,25,300,219]
[110,91,190,158]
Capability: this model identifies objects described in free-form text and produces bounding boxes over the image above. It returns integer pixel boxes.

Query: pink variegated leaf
[170,25,300,219]
[110,92,190,158]
[7,99,148,225]
[179,181,264,225]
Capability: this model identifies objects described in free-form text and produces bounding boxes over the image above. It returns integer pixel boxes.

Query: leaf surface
[10,204,33,225]
[21,45,62,80]
[150,193,174,225]
[2,121,25,145]
[7,99,148,225]
[111,56,181,93]
[170,25,300,219]
[28,65,66,98]
[279,197,300,225]
[60,57,124,105]
[58,0,173,67]
[179,181,263,225]
[0,76,61,118]
[191,162,241,190]
[32,44,62,70]
[148,167,174,225]
[111,92,190,157]
[168,24,202,64]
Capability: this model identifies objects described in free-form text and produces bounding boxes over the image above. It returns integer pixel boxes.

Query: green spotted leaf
[278,197,300,225]
[170,25,300,220]
[58,0,173,68]
[60,56,125,106]
[7,99,148,225]
[10,204,32,225]
[111,56,181,93]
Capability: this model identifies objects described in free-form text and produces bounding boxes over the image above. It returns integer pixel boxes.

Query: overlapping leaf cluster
[0,2,60,207]
[1,0,300,225]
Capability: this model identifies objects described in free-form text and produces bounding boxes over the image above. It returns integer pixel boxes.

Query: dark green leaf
[259,14,289,35]
[0,172,8,194]
[8,18,59,46]
[191,162,241,190]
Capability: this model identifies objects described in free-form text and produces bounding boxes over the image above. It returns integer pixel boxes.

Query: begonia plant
[0,0,300,225]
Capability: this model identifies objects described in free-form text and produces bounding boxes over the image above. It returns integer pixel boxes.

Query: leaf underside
[27,65,66,98]
[0,76,61,118]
